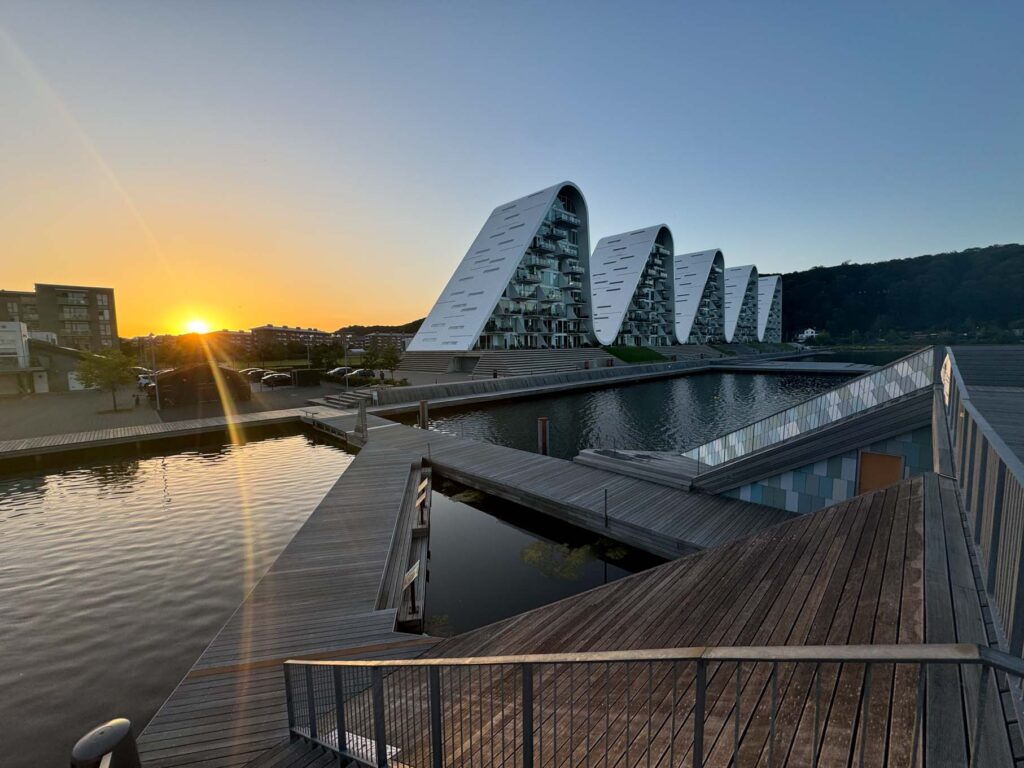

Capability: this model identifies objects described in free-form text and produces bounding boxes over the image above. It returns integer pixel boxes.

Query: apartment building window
[99,323,112,336]
[61,306,89,320]
[5,302,17,314]
[62,322,91,333]
[96,294,109,307]
[98,309,111,320]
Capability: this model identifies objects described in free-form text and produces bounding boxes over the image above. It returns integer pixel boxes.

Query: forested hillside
[780,243,1024,341]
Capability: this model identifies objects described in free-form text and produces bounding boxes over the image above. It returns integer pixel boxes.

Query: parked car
[261,372,292,388]
[343,369,366,378]
[245,369,270,382]
[137,374,154,390]
[237,367,260,375]
[327,366,355,376]
[130,366,152,376]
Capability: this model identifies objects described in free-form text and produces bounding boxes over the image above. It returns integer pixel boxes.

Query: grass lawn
[602,346,667,364]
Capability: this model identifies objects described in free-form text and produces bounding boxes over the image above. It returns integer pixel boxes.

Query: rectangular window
[96,294,109,306]
[100,323,112,336]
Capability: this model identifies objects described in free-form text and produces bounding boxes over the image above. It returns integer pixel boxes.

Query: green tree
[361,340,382,376]
[379,344,402,382]
[77,350,136,412]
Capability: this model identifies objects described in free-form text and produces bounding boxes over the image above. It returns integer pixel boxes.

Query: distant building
[0,283,118,351]
[408,181,782,352]
[250,324,333,347]
[797,328,818,343]
[591,225,674,347]
[0,320,92,394]
[206,329,254,357]
[348,332,415,353]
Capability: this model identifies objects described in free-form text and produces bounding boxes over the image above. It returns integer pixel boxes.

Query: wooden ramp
[399,473,1022,767]
[326,415,794,558]
[137,433,439,768]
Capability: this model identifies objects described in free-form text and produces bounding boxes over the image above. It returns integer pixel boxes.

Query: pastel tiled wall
[725,427,933,514]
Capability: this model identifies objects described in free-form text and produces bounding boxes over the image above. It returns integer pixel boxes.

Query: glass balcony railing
[551,209,581,227]
[556,241,578,256]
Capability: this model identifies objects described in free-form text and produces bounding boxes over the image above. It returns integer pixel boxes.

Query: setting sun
[185,319,210,334]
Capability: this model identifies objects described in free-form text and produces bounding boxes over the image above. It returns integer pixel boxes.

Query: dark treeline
[780,243,1024,341]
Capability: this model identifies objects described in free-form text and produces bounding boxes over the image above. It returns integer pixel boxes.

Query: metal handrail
[282,641,1023,768]
[285,642,990,670]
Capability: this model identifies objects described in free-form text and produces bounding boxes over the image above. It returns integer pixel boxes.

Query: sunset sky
[2,1,1021,337]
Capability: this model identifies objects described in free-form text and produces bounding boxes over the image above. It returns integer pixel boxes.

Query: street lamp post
[149,333,161,411]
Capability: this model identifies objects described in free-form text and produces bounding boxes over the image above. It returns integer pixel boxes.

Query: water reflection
[414,372,846,459]
[425,479,664,636]
[0,431,354,768]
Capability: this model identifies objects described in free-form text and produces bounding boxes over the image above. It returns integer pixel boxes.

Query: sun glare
[185,319,210,334]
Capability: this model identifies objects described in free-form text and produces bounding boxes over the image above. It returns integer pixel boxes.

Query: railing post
[305,666,318,741]
[371,668,388,768]
[969,665,992,768]
[694,660,705,768]
[284,664,297,739]
[429,667,443,768]
[522,664,534,768]
[333,667,348,753]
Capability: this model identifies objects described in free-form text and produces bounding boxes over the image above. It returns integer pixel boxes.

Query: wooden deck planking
[0,406,338,461]
[137,429,441,768]
[321,473,1018,767]
[338,416,793,558]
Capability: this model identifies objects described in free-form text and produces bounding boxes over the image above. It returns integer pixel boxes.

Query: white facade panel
[408,182,589,352]
[757,275,783,343]
[724,265,759,343]
[589,225,673,346]
[673,249,725,344]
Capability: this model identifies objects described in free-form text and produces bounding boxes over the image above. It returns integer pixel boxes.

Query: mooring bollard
[537,416,549,455]
[71,718,141,768]
[418,399,429,430]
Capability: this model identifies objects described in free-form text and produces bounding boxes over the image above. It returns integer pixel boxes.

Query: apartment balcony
[543,226,568,241]
[653,243,671,257]
[551,209,581,228]
[531,238,557,254]
[57,297,88,307]
[507,285,537,300]
[521,254,555,269]
[540,289,562,303]
[562,259,584,274]
[516,269,542,284]
[556,240,579,257]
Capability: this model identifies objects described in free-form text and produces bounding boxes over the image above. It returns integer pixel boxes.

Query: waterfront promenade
[134,409,790,766]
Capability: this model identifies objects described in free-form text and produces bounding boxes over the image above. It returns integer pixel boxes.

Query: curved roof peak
[589,225,673,346]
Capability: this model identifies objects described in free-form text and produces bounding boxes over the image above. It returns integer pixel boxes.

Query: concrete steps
[397,351,457,373]
[473,348,618,377]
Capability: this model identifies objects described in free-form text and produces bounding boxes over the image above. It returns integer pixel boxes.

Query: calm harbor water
[0,431,353,767]
[411,372,846,459]
[425,479,664,637]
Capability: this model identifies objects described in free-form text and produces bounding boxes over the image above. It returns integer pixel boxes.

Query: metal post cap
[71,718,139,767]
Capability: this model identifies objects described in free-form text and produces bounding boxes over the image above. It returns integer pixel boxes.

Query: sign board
[402,561,420,592]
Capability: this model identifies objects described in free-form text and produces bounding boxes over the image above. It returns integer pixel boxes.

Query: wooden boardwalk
[365,474,1016,767]
[325,415,794,558]
[137,428,439,768]
[0,406,337,462]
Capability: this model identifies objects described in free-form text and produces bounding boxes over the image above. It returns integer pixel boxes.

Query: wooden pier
[136,429,439,768]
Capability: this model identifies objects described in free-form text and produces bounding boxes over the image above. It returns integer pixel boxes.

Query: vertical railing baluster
[769,663,777,768]
[570,664,577,768]
[333,667,348,753]
[586,663,593,767]
[429,667,443,768]
[812,664,821,768]
[694,660,705,768]
[305,665,319,741]
[284,664,297,739]
[858,663,872,768]
[670,662,677,768]
[968,665,992,768]
[371,667,388,768]
[647,663,654,768]
[734,661,741,764]
[523,664,535,768]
